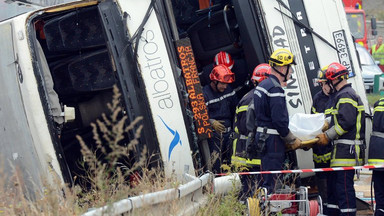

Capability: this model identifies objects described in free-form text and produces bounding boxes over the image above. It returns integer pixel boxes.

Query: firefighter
[200,51,249,92]
[311,66,333,214]
[368,98,384,216]
[315,62,365,216]
[231,63,270,201]
[253,49,302,193]
[371,35,384,72]
[203,64,238,173]
[200,51,234,86]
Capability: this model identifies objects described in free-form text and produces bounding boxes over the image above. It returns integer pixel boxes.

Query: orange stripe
[199,0,211,9]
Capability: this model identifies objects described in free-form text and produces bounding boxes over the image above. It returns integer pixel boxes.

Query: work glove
[285,138,302,151]
[281,131,296,145]
[316,133,329,146]
[322,120,330,132]
[211,120,226,133]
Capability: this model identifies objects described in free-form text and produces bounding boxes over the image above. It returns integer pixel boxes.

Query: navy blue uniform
[326,84,365,216]
[311,91,329,113]
[253,74,290,193]
[311,90,333,214]
[368,98,384,216]
[203,84,238,173]
[231,89,261,200]
[311,91,333,168]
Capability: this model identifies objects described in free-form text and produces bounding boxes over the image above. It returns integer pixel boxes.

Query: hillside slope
[363,0,384,21]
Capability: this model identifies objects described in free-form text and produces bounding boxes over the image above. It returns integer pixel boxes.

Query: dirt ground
[354,169,375,215]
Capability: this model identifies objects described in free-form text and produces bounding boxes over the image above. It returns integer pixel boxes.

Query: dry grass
[0,86,180,215]
[197,164,246,216]
[0,86,253,215]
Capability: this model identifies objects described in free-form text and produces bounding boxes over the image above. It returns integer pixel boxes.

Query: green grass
[366,93,383,107]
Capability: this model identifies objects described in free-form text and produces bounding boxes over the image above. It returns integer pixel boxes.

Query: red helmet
[209,65,235,83]
[214,51,234,69]
[325,62,349,81]
[251,64,271,83]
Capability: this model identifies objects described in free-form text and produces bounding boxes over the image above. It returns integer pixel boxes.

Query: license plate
[333,30,354,77]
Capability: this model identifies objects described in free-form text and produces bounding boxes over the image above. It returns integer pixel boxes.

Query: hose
[301,138,319,145]
[309,199,320,216]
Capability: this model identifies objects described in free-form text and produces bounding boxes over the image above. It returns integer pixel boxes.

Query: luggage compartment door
[0,22,45,194]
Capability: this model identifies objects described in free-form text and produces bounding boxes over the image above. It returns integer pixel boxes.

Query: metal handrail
[82,172,213,216]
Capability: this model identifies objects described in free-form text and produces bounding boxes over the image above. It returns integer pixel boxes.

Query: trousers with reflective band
[327,170,357,215]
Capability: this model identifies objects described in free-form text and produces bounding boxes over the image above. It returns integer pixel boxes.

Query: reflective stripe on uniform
[334,98,364,138]
[232,133,256,166]
[311,106,317,114]
[368,159,384,165]
[327,204,339,209]
[236,105,248,114]
[374,106,384,114]
[234,126,239,134]
[218,126,232,133]
[254,86,285,98]
[224,127,231,133]
[205,90,236,105]
[372,131,384,139]
[313,152,331,163]
[337,98,360,109]
[333,139,363,145]
[331,143,363,167]
[232,137,238,156]
[256,127,279,135]
[239,134,247,140]
[325,107,334,115]
[356,105,363,140]
[233,133,248,140]
[231,155,261,166]
[331,158,363,167]
[331,141,363,167]
[334,122,346,136]
[340,208,356,213]
[333,106,347,135]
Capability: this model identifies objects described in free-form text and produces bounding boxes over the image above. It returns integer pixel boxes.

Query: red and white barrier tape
[215,165,384,176]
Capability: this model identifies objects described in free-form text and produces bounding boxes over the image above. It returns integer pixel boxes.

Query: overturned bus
[0,0,371,193]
